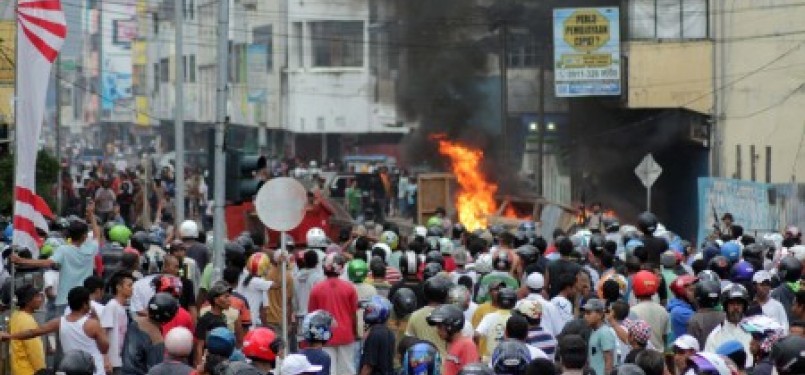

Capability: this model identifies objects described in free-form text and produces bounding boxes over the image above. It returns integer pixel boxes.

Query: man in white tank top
[0,286,110,374]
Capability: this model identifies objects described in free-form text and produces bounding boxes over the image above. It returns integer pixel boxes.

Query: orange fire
[433,136,497,231]
[433,135,526,231]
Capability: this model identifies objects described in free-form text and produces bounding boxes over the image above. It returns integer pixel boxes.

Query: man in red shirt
[308,253,358,375]
[427,304,479,375]
[289,191,334,245]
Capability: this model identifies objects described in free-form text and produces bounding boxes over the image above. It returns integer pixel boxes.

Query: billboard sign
[101,1,135,121]
[553,7,621,97]
[697,178,773,245]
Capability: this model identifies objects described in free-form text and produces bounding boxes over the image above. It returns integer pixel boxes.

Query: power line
[566,40,805,144]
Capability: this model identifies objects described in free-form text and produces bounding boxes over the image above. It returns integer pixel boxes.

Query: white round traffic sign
[254,177,307,231]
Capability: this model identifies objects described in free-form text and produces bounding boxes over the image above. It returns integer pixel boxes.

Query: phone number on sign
[556,68,619,80]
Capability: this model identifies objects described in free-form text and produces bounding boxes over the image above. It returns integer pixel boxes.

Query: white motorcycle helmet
[306,227,329,249]
[179,220,199,239]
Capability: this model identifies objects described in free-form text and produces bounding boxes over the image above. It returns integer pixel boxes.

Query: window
[293,22,304,67]
[160,58,170,82]
[310,21,364,67]
[629,0,707,39]
[229,44,247,83]
[188,55,196,82]
[153,62,160,91]
[253,25,273,71]
[152,13,159,34]
[507,35,540,68]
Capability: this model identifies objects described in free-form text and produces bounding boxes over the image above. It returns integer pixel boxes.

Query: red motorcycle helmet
[242,327,283,362]
[632,270,659,298]
[669,275,697,299]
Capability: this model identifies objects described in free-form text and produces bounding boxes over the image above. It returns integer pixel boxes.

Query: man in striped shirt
[514,299,558,360]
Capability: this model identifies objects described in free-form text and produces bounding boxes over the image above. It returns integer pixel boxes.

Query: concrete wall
[626,41,713,114]
[718,1,805,183]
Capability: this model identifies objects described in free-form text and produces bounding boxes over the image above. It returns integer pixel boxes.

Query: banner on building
[101,1,135,120]
[697,178,773,245]
[553,7,621,97]
[247,44,268,103]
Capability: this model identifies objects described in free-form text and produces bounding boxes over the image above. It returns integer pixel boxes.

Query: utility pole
[174,0,185,224]
[55,56,63,215]
[211,0,229,282]
[536,51,546,197]
[499,21,509,163]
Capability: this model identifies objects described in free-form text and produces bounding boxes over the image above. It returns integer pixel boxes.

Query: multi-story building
[126,0,406,161]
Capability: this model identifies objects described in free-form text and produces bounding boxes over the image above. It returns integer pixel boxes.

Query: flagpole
[9,0,19,318]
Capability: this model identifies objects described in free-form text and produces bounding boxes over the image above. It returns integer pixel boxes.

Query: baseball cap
[526,273,544,291]
[581,298,606,312]
[752,270,772,284]
[673,334,700,351]
[280,354,323,375]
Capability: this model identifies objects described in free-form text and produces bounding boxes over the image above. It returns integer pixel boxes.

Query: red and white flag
[13,0,65,255]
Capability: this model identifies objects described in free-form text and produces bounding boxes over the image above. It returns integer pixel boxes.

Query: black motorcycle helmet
[778,256,803,283]
[770,335,805,375]
[130,231,150,253]
[58,350,96,375]
[458,363,495,375]
[236,234,255,254]
[148,292,179,323]
[425,251,445,267]
[496,287,517,309]
[697,269,722,285]
[742,243,764,265]
[637,212,659,235]
[589,234,606,255]
[695,280,722,308]
[224,241,246,256]
[423,275,453,304]
[514,245,538,265]
[398,251,420,277]
[426,304,465,335]
[492,340,530,375]
[452,223,466,240]
[720,283,750,308]
[423,262,443,280]
[391,287,418,318]
[708,255,732,280]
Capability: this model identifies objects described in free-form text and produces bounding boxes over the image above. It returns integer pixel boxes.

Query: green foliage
[0,150,60,215]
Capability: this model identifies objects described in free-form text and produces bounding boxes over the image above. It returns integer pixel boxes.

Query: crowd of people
[1,202,804,375]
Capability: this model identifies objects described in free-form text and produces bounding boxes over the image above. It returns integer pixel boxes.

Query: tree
[0,150,59,215]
